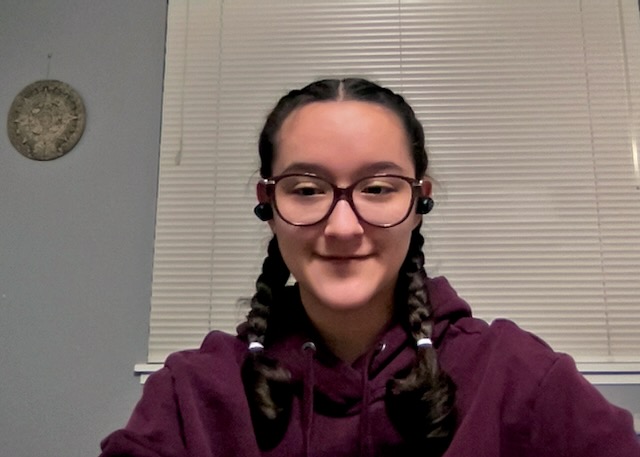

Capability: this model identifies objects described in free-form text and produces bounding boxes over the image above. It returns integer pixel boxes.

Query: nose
[323,199,364,237]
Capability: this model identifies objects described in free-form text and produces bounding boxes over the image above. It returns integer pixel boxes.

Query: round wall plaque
[7,80,86,161]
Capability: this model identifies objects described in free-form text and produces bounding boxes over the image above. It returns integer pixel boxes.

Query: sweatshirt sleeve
[530,354,640,456]
[99,367,187,457]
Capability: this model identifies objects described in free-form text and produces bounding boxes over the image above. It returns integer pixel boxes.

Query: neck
[300,291,395,364]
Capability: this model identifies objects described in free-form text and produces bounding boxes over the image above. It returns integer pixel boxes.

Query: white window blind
[148,0,640,366]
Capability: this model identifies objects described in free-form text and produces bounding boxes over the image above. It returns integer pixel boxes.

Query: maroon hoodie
[100,277,639,456]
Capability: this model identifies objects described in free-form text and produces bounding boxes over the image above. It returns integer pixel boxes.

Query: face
[261,100,428,320]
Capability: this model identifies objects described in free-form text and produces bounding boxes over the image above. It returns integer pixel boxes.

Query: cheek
[272,222,314,260]
[383,225,416,261]
[272,220,301,243]
[272,228,298,275]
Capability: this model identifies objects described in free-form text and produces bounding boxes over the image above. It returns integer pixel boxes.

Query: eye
[291,183,326,196]
[359,179,397,195]
[277,176,330,197]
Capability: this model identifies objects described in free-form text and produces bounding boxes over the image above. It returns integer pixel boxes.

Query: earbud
[253,203,273,221]
[416,197,434,214]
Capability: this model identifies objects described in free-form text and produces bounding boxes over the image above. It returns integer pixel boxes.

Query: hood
[428,276,473,346]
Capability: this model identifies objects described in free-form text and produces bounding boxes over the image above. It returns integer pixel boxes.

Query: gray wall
[0,2,637,457]
[0,1,167,456]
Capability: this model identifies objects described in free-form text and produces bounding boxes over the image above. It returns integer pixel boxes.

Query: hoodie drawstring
[299,340,384,457]
[358,342,385,457]
[358,357,372,457]
[301,342,317,457]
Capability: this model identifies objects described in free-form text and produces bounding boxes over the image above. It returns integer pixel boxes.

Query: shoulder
[441,318,639,453]
[153,331,248,391]
[439,317,562,429]
[480,318,559,374]
[166,330,245,363]
[428,276,566,395]
[100,332,257,457]
[137,331,252,430]
[440,316,560,388]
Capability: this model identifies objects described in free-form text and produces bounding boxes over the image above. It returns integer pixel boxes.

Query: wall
[0,1,167,456]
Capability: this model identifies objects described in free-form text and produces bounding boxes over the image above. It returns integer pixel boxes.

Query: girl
[100,78,639,456]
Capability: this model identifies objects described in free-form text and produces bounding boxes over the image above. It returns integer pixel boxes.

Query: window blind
[148,0,640,366]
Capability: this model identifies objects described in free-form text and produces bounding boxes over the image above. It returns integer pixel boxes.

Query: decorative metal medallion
[7,80,86,161]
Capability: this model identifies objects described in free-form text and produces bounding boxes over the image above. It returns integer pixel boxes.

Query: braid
[244,236,290,346]
[238,236,293,450]
[387,228,456,452]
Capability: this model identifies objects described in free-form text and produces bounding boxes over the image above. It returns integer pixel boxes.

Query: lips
[318,254,372,261]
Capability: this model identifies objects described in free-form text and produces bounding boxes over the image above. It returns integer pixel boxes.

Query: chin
[305,278,392,314]
[317,295,373,312]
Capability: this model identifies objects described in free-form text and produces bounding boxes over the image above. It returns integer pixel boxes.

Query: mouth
[318,254,373,262]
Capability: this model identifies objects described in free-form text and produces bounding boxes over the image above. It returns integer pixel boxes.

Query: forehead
[273,100,414,177]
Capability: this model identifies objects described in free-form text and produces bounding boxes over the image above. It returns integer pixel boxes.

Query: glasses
[261,173,423,227]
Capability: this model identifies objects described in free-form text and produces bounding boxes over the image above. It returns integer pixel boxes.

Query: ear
[420,179,432,198]
[413,179,433,228]
[255,181,276,231]
[256,181,269,203]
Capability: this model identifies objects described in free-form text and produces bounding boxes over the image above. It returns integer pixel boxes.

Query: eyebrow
[278,161,408,177]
